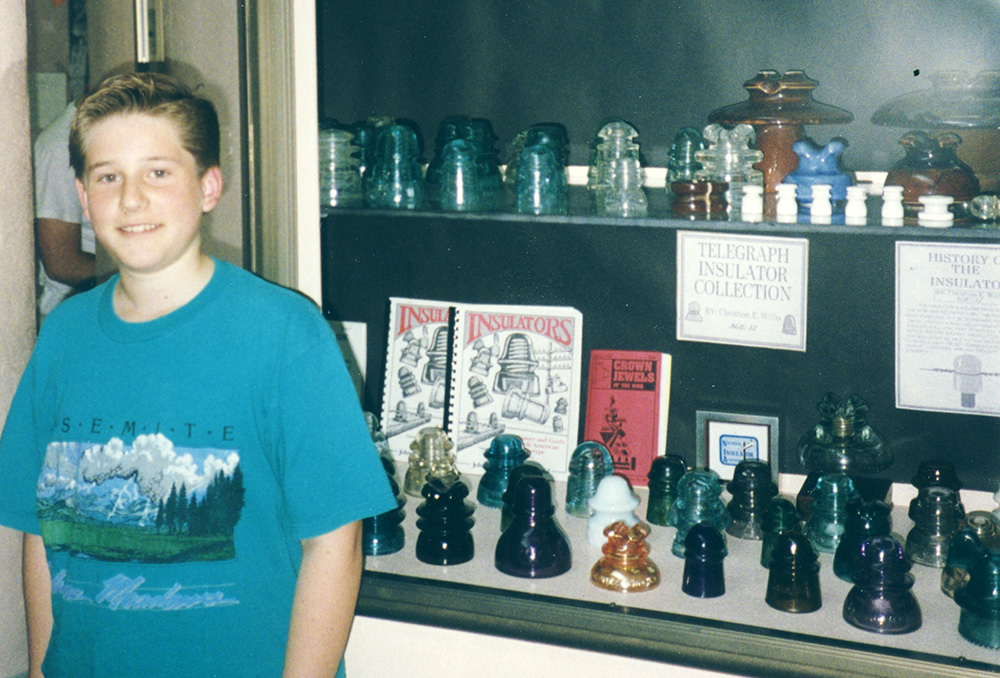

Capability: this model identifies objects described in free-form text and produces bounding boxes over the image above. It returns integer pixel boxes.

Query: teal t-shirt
[0,260,396,677]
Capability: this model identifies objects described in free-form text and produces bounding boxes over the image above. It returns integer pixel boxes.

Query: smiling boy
[0,73,395,677]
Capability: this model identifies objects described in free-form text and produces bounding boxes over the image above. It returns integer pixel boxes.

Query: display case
[312,2,1000,675]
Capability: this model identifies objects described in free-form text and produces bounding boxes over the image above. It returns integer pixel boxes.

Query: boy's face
[75,112,222,278]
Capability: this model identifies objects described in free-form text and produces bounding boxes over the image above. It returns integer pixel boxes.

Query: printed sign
[676,231,809,351]
[896,241,1000,416]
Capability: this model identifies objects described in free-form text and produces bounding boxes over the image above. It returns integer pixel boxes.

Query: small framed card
[695,411,780,483]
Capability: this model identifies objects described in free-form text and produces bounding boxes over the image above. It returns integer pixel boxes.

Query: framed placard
[695,410,780,483]
[677,230,809,351]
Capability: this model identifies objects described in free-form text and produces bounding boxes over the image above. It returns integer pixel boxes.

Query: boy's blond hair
[69,72,220,178]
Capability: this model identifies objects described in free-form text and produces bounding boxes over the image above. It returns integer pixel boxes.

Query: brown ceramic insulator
[670,181,728,214]
[708,70,853,193]
[884,130,980,208]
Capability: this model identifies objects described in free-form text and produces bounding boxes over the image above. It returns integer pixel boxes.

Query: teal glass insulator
[804,473,856,553]
[565,442,613,517]
[425,115,471,208]
[366,123,425,210]
[477,434,529,508]
[666,127,706,190]
[466,117,504,211]
[943,524,991,598]
[438,139,483,212]
[760,497,801,568]
[833,499,892,581]
[669,470,730,558]
[955,552,1000,648]
[505,123,569,192]
[349,116,392,194]
[515,144,567,216]
[726,460,778,540]
[645,455,687,526]
[363,460,406,557]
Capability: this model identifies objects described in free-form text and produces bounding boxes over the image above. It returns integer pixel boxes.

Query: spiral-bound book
[449,302,583,480]
[381,298,454,463]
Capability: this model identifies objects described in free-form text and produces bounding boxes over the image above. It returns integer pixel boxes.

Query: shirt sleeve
[34,123,84,225]
[274,314,397,541]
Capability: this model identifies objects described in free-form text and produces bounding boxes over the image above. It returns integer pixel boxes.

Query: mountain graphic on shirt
[37,433,244,563]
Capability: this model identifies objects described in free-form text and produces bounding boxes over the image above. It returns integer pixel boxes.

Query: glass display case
[309,2,1000,675]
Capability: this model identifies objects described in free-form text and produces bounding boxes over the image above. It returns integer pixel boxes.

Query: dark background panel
[321,209,1000,492]
[316,0,1000,172]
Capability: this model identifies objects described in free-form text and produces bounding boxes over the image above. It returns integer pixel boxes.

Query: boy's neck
[113,253,215,323]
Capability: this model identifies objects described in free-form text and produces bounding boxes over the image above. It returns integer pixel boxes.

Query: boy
[0,72,396,677]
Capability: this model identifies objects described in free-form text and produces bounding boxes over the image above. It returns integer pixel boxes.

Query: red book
[583,350,672,487]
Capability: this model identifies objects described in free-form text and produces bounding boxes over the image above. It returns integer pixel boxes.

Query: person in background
[1,72,395,678]
[34,99,97,321]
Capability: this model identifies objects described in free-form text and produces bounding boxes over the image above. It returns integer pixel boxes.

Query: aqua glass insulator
[587,475,640,546]
[726,460,778,540]
[906,485,966,568]
[318,122,363,209]
[501,462,547,532]
[911,458,963,493]
[843,535,921,634]
[965,511,1000,551]
[694,123,763,208]
[760,497,801,568]
[797,393,893,476]
[437,139,483,212]
[415,477,475,566]
[466,117,504,211]
[682,524,727,598]
[833,499,892,582]
[349,116,392,193]
[645,455,687,527]
[955,553,1000,648]
[669,470,730,558]
[362,460,406,557]
[495,475,571,578]
[525,123,570,167]
[943,524,991,598]
[565,441,614,517]
[804,473,857,553]
[666,127,707,190]
[477,434,529,508]
[516,144,568,216]
[425,114,471,207]
[366,123,425,210]
[766,531,822,613]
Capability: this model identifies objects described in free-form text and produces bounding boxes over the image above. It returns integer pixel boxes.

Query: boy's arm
[283,520,363,678]
[22,533,52,678]
[35,218,96,286]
